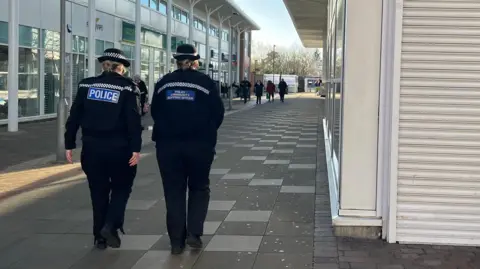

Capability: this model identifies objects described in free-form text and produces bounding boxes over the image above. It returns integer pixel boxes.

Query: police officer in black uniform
[151,44,224,255]
[64,48,142,250]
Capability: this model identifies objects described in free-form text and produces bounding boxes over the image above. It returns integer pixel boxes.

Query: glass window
[95,39,104,55]
[173,6,182,21]
[141,0,149,6]
[18,47,40,117]
[42,30,60,51]
[44,50,60,114]
[181,11,188,24]
[19,25,39,47]
[0,21,8,44]
[104,41,114,50]
[159,1,167,14]
[149,0,158,10]
[0,45,7,119]
[121,44,134,59]
[140,47,149,81]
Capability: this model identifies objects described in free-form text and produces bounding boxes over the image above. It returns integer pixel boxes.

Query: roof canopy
[283,0,327,48]
[202,0,260,31]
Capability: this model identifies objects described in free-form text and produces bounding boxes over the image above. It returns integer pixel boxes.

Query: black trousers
[280,93,285,102]
[81,144,136,239]
[256,96,261,104]
[156,141,214,246]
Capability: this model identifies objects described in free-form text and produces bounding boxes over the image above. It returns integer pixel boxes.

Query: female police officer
[151,44,225,255]
[64,48,142,249]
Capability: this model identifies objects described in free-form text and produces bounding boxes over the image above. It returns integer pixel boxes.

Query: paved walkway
[0,93,478,269]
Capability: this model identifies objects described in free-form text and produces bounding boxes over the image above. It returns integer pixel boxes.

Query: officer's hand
[129,152,140,166]
[66,150,73,164]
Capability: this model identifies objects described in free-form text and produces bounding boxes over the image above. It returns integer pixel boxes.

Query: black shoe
[100,225,121,248]
[95,237,107,250]
[186,235,203,249]
[171,245,185,255]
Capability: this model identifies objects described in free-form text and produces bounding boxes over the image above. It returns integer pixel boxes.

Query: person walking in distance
[240,77,252,104]
[150,44,225,255]
[133,74,149,129]
[254,80,264,105]
[266,80,276,102]
[278,78,288,102]
[64,48,142,250]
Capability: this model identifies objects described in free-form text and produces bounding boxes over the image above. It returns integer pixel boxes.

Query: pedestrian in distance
[150,44,225,255]
[254,80,264,105]
[266,80,276,102]
[64,48,142,250]
[278,78,288,103]
[133,74,149,129]
[240,77,251,104]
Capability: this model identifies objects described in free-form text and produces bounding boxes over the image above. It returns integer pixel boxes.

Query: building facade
[285,0,480,246]
[0,0,258,126]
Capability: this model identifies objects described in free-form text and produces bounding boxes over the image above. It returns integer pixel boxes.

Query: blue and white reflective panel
[166,90,196,101]
[87,88,120,103]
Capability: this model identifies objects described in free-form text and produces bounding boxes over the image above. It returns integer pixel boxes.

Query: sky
[233,0,301,48]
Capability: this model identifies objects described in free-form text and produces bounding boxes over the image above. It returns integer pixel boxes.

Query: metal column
[236,28,241,83]
[87,0,96,76]
[7,0,19,132]
[166,0,172,72]
[205,11,210,75]
[56,0,67,161]
[217,19,222,94]
[134,0,141,75]
[227,24,233,110]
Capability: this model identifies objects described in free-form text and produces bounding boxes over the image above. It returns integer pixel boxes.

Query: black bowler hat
[98,48,131,67]
[173,44,200,61]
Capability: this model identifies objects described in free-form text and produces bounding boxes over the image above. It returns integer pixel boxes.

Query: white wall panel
[97,0,116,14]
[340,0,382,211]
[19,0,42,28]
[115,0,134,21]
[41,0,61,31]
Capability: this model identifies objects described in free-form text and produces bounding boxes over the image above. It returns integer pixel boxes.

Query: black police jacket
[151,68,225,147]
[64,71,143,152]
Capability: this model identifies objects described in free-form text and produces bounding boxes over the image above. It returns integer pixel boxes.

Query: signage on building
[86,18,103,31]
[122,22,166,48]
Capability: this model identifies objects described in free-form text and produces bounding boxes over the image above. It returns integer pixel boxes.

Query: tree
[251,41,322,77]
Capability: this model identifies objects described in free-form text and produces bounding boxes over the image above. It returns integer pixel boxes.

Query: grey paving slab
[297,144,317,148]
[221,173,255,180]
[271,149,295,154]
[193,252,257,269]
[253,253,313,269]
[281,186,316,194]
[299,137,317,141]
[71,250,147,269]
[210,169,231,175]
[126,199,158,210]
[241,156,268,161]
[205,235,263,252]
[204,221,222,235]
[251,146,274,151]
[289,164,316,170]
[259,139,279,143]
[277,142,297,145]
[208,200,236,211]
[131,250,199,269]
[249,179,283,186]
[109,235,162,251]
[259,236,314,254]
[233,144,255,148]
[217,222,268,235]
[225,210,272,222]
[266,221,315,236]
[263,160,291,165]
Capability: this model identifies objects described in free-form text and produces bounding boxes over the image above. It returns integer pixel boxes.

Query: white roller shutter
[396,0,480,245]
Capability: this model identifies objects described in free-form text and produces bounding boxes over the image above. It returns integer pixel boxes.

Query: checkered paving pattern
[0,94,478,269]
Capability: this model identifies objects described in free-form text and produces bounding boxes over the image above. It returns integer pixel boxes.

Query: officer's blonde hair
[176,59,199,70]
[102,60,125,74]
